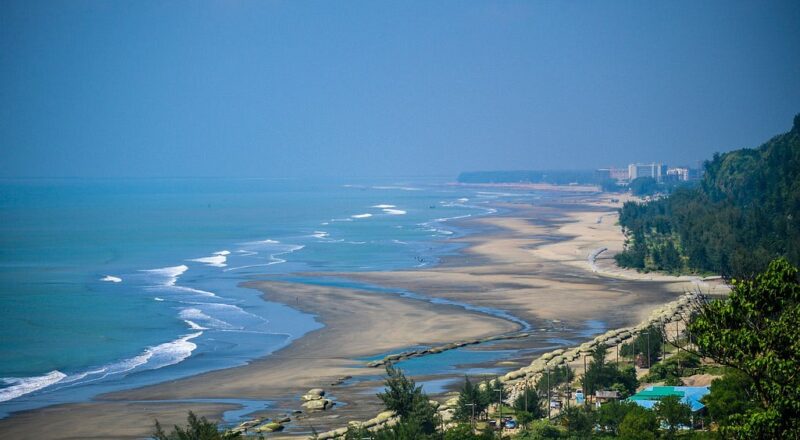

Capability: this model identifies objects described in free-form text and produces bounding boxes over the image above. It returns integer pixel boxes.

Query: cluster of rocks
[312,410,399,440]
[228,415,291,435]
[365,332,532,368]
[301,388,335,411]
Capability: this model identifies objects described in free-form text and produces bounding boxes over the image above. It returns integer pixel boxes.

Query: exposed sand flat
[0,192,712,439]
[0,401,236,440]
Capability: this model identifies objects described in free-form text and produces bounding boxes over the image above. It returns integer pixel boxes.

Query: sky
[1,1,799,178]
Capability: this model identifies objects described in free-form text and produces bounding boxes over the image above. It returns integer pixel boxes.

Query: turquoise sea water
[0,178,535,417]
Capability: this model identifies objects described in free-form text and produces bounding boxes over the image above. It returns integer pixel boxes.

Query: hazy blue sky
[2,1,799,178]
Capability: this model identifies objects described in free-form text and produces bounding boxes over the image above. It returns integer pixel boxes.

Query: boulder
[255,422,284,433]
[307,388,325,396]
[302,398,333,410]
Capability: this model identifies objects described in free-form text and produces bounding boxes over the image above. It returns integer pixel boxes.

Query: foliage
[442,424,495,440]
[513,384,544,420]
[153,412,241,440]
[617,405,658,440]
[629,176,659,196]
[654,395,692,437]
[535,365,574,397]
[595,401,640,436]
[376,364,439,433]
[455,376,490,422]
[581,345,638,397]
[600,178,622,192]
[615,114,800,277]
[515,419,564,439]
[620,325,663,366]
[643,351,701,384]
[558,406,593,437]
[688,258,800,438]
[703,370,757,429]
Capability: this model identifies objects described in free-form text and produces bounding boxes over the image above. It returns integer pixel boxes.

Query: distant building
[666,167,690,181]
[628,163,667,182]
[596,167,629,182]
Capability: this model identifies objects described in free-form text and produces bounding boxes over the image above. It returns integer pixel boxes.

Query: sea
[0,177,539,418]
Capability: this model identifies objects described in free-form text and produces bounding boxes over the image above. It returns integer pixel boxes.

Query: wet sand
[0,191,700,439]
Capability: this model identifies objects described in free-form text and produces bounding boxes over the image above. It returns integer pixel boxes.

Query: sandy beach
[0,189,706,439]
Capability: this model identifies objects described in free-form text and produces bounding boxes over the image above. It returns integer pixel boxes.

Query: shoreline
[0,190,712,439]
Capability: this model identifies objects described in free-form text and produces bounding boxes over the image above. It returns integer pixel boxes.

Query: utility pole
[640,330,649,369]
[583,354,589,407]
[546,366,551,420]
[494,388,503,427]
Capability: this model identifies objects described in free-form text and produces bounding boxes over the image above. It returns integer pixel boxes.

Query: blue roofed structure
[627,386,710,412]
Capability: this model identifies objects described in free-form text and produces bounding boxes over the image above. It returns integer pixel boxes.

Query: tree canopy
[615,114,800,277]
[689,258,800,437]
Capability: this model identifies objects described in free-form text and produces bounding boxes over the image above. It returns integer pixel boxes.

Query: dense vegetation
[615,114,800,277]
[689,258,800,438]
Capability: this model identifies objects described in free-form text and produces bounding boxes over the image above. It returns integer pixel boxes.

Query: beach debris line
[364,332,533,368]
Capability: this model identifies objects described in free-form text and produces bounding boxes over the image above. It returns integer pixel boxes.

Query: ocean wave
[312,231,329,239]
[372,204,396,208]
[0,371,67,403]
[189,250,230,268]
[179,308,237,330]
[383,208,406,215]
[351,213,372,219]
[184,320,208,330]
[141,265,189,286]
[101,275,122,283]
[154,297,165,301]
[372,186,422,191]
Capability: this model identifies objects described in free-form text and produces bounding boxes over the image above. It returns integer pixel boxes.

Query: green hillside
[615,114,800,277]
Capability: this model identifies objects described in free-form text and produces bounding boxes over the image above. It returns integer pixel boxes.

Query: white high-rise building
[628,163,667,182]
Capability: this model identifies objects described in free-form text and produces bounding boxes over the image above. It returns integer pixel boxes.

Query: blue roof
[627,386,709,412]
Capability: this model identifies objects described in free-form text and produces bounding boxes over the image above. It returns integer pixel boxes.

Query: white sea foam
[154,297,165,301]
[184,320,208,330]
[351,213,372,219]
[382,208,406,215]
[101,275,122,283]
[179,308,236,330]
[372,204,396,208]
[312,231,329,239]
[141,265,188,286]
[372,186,422,191]
[0,370,67,403]
[458,198,469,202]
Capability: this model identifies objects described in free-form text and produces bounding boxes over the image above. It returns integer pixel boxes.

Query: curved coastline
[0,188,710,439]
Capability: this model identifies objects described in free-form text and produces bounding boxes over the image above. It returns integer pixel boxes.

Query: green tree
[582,344,638,396]
[455,376,490,422]
[153,412,241,440]
[629,176,659,196]
[559,406,593,437]
[516,419,564,439]
[620,325,663,366]
[443,423,494,440]
[655,395,692,438]
[595,400,639,436]
[702,370,757,430]
[376,364,438,433]
[513,384,544,421]
[688,258,800,437]
[618,406,658,440]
